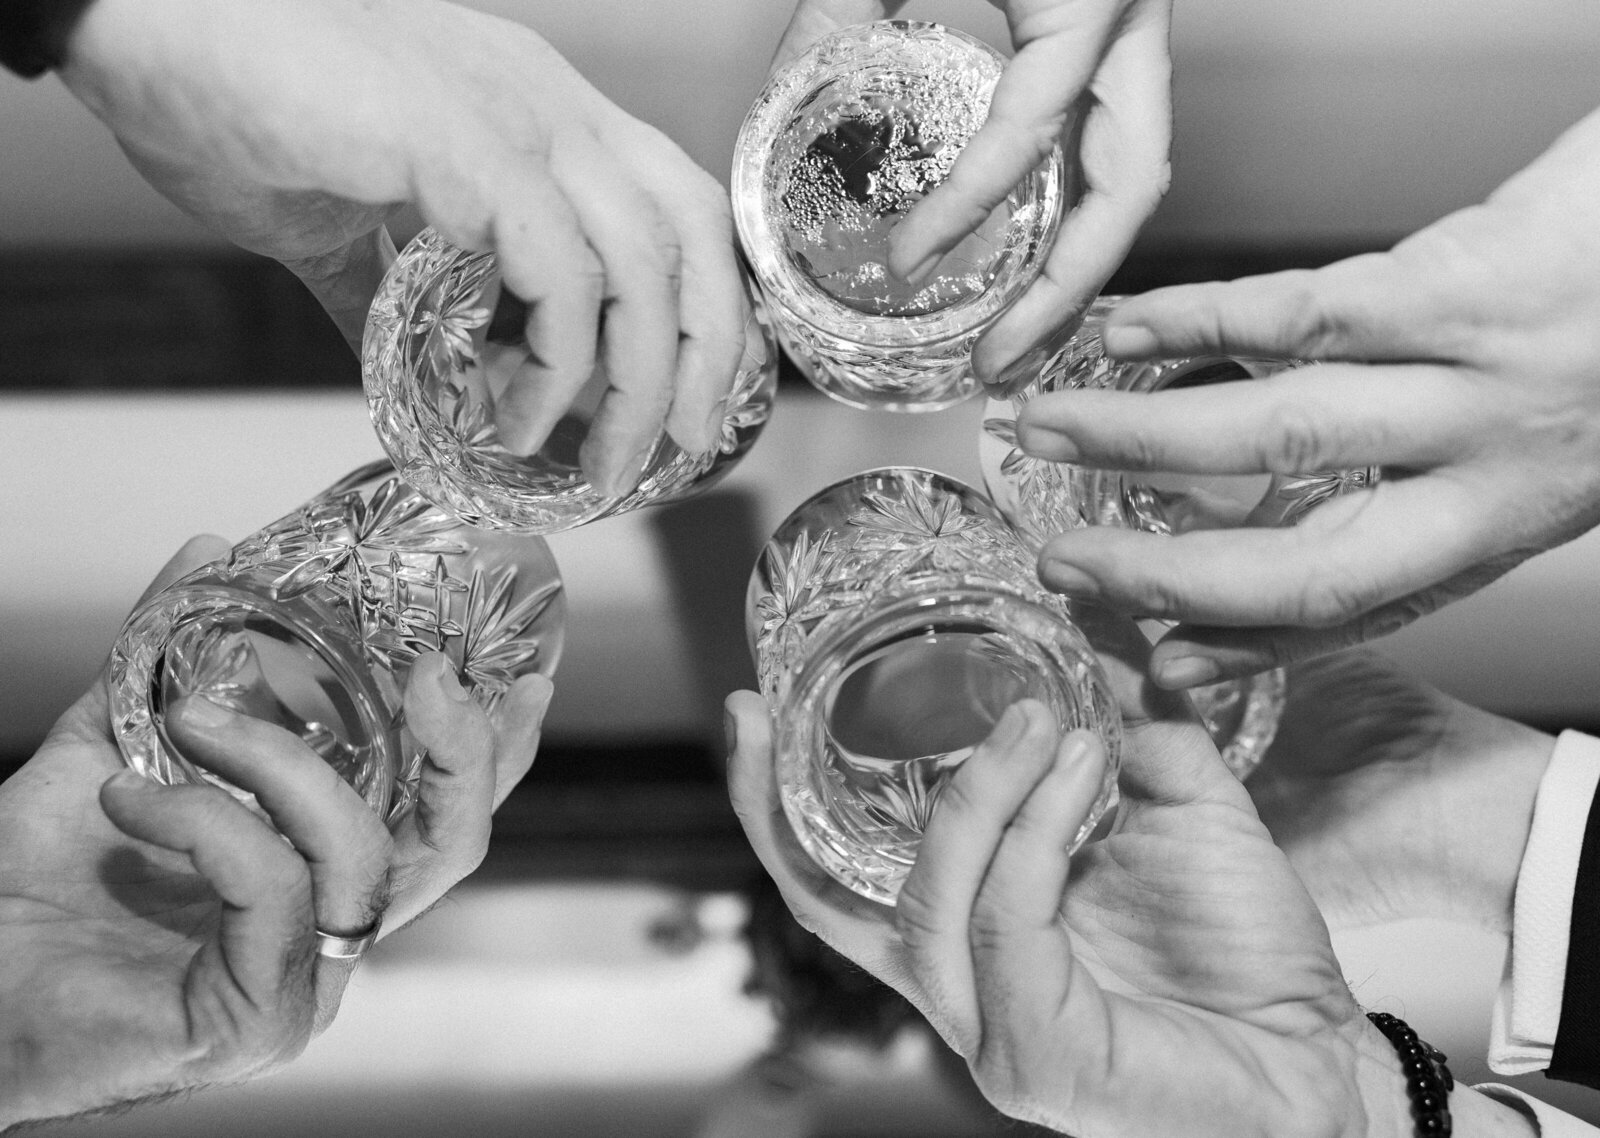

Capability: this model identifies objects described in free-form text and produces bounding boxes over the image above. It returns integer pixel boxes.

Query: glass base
[776,590,1119,905]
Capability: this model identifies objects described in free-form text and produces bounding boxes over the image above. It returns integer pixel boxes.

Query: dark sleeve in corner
[0,0,100,78]
[1549,788,1600,1088]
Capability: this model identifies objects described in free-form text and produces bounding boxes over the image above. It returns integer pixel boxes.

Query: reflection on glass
[733,21,1063,411]
[364,228,778,533]
[746,467,1119,904]
[979,296,1381,780]
[110,460,565,825]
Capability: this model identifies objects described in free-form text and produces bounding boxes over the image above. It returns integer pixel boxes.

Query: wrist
[1436,703,1555,933]
[1347,1016,1536,1138]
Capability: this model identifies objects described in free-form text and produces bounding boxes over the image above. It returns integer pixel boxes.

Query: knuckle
[1117,570,1184,620]
[1279,273,1346,357]
[1287,568,1375,628]
[892,878,946,952]
[1256,400,1331,474]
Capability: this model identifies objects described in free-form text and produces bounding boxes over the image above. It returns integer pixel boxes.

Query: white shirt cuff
[1491,731,1600,1075]
[1477,1082,1600,1136]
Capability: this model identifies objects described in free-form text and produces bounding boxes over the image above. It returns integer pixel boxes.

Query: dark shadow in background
[0,241,1391,391]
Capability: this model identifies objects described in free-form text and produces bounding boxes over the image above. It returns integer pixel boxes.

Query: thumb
[769,0,902,73]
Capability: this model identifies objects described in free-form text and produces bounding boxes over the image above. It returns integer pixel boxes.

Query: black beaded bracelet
[1367,1011,1455,1137]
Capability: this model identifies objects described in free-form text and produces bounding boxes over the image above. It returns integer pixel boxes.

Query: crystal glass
[363,227,779,534]
[732,21,1064,412]
[746,467,1120,904]
[979,296,1380,780]
[109,459,565,826]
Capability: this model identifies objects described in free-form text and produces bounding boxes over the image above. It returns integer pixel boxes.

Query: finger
[1036,472,1501,630]
[890,11,1124,283]
[1101,252,1454,363]
[895,701,1062,1053]
[723,691,915,992]
[645,162,747,454]
[419,146,603,460]
[163,697,393,938]
[99,771,316,1043]
[384,655,539,930]
[972,19,1172,380]
[487,671,555,811]
[968,731,1110,1066]
[1016,361,1476,474]
[1146,550,1531,688]
[529,134,682,498]
[770,0,900,71]
[163,695,394,1029]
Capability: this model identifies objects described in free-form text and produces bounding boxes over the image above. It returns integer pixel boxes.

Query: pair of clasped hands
[13,0,1600,1130]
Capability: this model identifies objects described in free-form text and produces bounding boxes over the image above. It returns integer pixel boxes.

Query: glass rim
[109,577,405,824]
[731,19,1064,349]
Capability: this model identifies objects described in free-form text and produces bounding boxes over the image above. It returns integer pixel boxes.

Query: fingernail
[1155,656,1221,689]
[1040,561,1101,599]
[985,702,1031,749]
[1015,418,1081,462]
[177,695,232,729]
[1102,323,1160,358]
[723,708,738,762]
[595,439,654,500]
[104,769,147,791]
[897,250,941,286]
[1056,730,1094,771]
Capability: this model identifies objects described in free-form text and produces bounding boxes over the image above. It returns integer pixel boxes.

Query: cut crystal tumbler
[746,467,1120,904]
[979,296,1380,780]
[732,21,1064,411]
[364,227,778,533]
[109,460,565,826]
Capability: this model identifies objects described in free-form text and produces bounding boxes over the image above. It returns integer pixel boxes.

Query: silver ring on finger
[314,917,382,961]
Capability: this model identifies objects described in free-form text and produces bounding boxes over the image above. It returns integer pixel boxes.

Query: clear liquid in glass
[775,84,1018,318]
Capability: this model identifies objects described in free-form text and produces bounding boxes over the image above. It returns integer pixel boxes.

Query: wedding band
[314,918,382,961]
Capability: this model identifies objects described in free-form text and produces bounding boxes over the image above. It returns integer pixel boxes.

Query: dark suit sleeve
[1549,791,1600,1087]
[0,0,100,77]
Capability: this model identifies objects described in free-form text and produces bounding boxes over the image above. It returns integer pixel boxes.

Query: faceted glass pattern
[364,228,778,533]
[109,460,565,826]
[979,296,1381,780]
[746,467,1120,904]
[733,21,1063,411]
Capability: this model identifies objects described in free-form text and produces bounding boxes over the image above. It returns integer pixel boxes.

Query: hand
[771,0,1173,386]
[1248,651,1552,934]
[1015,104,1600,688]
[0,536,551,1128]
[726,619,1535,1137]
[59,0,749,496]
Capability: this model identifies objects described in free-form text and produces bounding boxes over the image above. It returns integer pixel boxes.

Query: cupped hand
[60,0,749,495]
[1249,651,1552,934]
[725,617,1533,1137]
[0,536,550,1127]
[771,0,1173,386]
[1016,104,1600,688]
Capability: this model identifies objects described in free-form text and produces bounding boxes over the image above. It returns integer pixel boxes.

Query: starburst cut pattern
[455,567,561,697]
[853,759,947,835]
[162,623,258,715]
[1274,467,1380,524]
[412,271,492,374]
